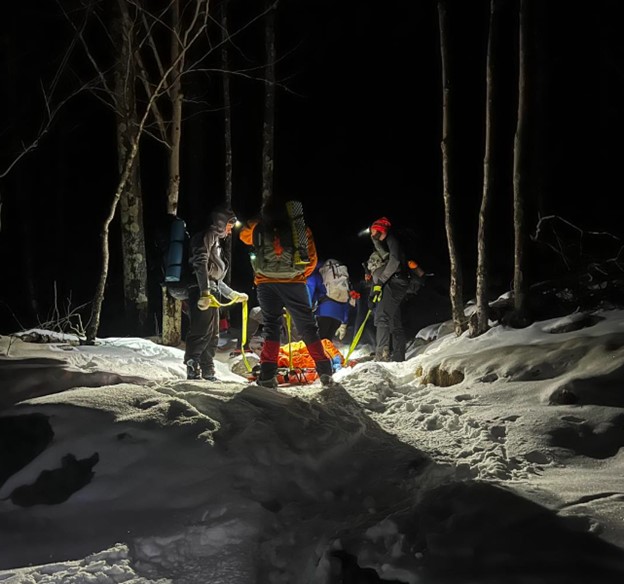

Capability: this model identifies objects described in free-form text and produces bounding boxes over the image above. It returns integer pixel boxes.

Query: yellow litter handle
[345,308,372,362]
[204,294,253,373]
[284,309,294,371]
[240,300,253,373]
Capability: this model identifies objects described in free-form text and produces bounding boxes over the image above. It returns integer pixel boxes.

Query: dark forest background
[0,0,620,337]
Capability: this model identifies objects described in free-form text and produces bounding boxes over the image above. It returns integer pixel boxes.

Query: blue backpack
[160,215,191,300]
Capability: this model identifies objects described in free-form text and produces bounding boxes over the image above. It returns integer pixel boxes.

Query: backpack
[285,200,310,265]
[319,259,351,303]
[366,250,387,275]
[159,215,192,300]
[251,223,307,279]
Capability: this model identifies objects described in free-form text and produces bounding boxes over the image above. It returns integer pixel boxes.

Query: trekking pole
[344,308,372,363]
[240,300,253,373]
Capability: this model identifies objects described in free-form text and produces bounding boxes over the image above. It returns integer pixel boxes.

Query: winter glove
[231,291,249,303]
[336,323,348,341]
[370,284,383,304]
[197,291,219,310]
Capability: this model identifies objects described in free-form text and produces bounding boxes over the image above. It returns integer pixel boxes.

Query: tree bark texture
[471,0,503,338]
[512,0,532,324]
[221,0,233,288]
[115,0,149,334]
[87,0,209,343]
[161,0,184,347]
[438,0,466,336]
[261,1,276,207]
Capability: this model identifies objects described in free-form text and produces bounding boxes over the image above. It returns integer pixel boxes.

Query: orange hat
[371,217,391,235]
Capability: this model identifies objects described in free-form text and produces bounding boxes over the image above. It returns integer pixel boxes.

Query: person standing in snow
[239,198,334,388]
[306,260,351,343]
[184,204,248,381]
[367,216,425,362]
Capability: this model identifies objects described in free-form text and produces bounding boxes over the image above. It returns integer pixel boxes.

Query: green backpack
[251,224,307,279]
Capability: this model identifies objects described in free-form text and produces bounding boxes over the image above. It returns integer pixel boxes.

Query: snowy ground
[1,309,623,583]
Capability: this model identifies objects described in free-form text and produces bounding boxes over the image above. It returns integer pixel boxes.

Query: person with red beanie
[367,216,412,362]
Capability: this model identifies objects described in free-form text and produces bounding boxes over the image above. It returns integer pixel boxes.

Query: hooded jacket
[189,206,236,298]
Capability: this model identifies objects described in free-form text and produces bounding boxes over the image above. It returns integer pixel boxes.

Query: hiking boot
[201,364,217,381]
[256,363,278,389]
[374,348,390,362]
[315,359,333,378]
[319,374,334,387]
[186,359,202,380]
[256,376,278,389]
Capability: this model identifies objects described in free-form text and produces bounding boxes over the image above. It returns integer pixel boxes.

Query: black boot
[257,362,278,389]
[374,347,390,362]
[186,359,202,380]
[316,359,334,386]
[201,361,218,382]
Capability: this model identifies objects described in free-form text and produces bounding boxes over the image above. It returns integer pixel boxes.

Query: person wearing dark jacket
[239,199,334,388]
[367,216,424,362]
[184,205,248,380]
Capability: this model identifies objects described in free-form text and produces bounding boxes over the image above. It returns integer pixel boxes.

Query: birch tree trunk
[262,0,276,207]
[438,0,466,336]
[470,0,502,338]
[86,0,209,343]
[115,0,149,334]
[161,0,184,347]
[512,0,532,325]
[221,0,233,288]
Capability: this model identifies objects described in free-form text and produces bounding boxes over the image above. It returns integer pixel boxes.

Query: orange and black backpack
[250,223,307,279]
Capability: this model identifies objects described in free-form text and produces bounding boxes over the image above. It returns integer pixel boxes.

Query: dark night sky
[0,0,618,335]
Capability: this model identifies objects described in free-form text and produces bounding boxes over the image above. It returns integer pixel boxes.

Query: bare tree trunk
[262,0,276,207]
[161,0,184,347]
[167,0,183,218]
[512,0,532,326]
[438,0,466,336]
[532,0,547,223]
[86,140,140,343]
[221,0,233,288]
[471,0,502,338]
[115,0,148,334]
[86,1,209,343]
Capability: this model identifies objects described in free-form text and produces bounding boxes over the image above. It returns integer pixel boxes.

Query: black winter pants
[256,282,332,378]
[373,276,409,361]
[184,286,219,374]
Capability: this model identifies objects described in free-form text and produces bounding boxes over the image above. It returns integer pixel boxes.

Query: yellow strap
[240,300,253,373]
[345,309,372,362]
[284,309,293,371]
[202,294,241,308]
[202,294,253,372]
